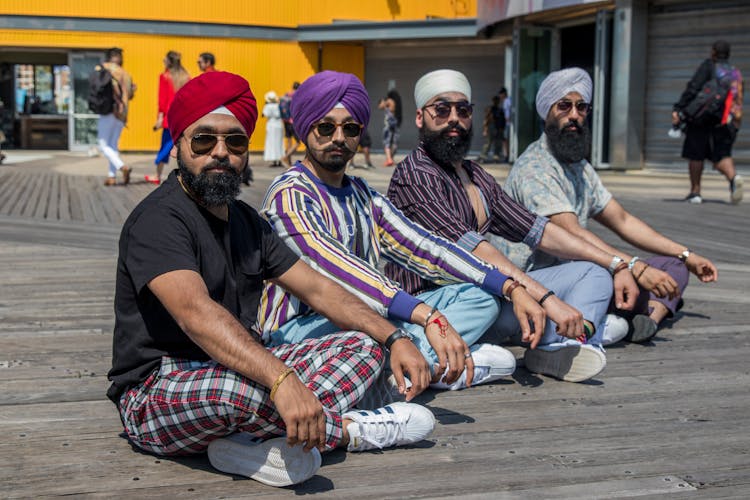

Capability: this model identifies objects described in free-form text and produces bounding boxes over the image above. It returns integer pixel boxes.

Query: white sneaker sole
[207,435,321,487]
[524,345,606,383]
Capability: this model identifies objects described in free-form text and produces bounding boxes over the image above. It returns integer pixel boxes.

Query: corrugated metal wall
[644,2,749,166]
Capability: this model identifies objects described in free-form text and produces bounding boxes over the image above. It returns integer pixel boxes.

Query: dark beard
[545,120,591,164]
[176,144,243,207]
[420,124,473,167]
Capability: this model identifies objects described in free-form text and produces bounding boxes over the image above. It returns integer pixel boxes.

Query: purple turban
[291,71,370,143]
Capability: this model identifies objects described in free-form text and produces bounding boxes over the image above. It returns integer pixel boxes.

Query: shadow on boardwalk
[1,152,749,498]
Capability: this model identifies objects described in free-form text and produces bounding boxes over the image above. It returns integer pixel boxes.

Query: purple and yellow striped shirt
[258,163,511,339]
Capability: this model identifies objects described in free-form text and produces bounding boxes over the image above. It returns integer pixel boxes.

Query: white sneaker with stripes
[343,402,435,452]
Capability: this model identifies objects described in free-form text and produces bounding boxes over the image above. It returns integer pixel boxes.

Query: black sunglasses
[314,121,363,138]
[556,100,591,114]
[188,133,249,155]
[423,101,474,119]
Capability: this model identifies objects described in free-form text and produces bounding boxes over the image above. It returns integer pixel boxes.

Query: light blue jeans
[270,283,501,375]
[487,261,613,349]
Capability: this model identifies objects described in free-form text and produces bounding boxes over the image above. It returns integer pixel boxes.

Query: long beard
[545,120,591,164]
[420,123,473,167]
[177,144,243,206]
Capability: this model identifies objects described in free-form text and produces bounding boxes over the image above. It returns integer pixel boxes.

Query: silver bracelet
[628,256,640,272]
[608,256,624,275]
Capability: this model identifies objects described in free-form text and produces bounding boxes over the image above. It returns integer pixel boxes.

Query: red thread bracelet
[429,315,448,338]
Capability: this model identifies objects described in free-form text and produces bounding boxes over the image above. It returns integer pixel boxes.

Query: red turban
[167,71,258,140]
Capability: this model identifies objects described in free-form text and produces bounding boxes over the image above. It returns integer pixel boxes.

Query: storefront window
[14,64,71,115]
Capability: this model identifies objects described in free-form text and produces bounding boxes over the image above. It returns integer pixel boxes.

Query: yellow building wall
[1,0,474,25]
[0,1,470,150]
[0,29,365,151]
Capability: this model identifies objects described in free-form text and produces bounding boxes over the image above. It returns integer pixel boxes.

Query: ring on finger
[464,352,472,359]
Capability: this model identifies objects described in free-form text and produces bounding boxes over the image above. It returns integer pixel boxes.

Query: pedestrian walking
[672,40,743,204]
[148,50,190,185]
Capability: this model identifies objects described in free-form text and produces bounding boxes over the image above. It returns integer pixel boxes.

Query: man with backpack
[672,40,743,204]
[92,47,136,186]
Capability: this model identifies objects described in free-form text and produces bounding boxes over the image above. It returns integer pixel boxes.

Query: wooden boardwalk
[1,154,749,498]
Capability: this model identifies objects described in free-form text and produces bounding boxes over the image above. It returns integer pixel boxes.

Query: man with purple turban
[107,71,435,488]
[261,70,531,399]
[502,67,718,343]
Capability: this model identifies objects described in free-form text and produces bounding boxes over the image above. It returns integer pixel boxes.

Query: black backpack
[88,64,115,114]
[682,62,735,126]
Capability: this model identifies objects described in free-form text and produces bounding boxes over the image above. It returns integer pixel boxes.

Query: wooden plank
[57,172,70,221]
[18,169,46,218]
[32,171,53,219]
[66,174,83,221]
[1,170,33,216]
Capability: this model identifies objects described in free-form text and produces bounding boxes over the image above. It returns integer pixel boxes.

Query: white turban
[535,67,592,120]
[414,69,472,108]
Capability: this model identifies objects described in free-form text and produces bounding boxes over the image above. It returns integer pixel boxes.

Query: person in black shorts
[280,82,301,165]
[672,40,743,204]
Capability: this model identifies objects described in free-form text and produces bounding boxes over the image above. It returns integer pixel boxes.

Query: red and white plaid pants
[118,332,383,455]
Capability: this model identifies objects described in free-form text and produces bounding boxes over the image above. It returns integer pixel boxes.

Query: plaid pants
[118,332,383,456]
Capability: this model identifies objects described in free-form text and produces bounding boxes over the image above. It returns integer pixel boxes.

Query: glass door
[512,25,555,157]
[68,51,104,151]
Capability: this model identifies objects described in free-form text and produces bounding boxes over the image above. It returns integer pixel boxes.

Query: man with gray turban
[389,68,641,384]
[501,67,718,344]
[261,70,525,397]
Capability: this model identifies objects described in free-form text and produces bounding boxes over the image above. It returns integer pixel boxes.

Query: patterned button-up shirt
[498,134,612,271]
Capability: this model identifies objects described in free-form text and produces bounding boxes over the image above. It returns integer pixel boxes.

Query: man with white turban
[261,70,530,397]
[108,71,436,488]
[389,69,645,384]
[501,67,718,344]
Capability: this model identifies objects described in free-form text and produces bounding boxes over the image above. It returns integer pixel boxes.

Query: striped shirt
[386,145,547,295]
[258,163,510,339]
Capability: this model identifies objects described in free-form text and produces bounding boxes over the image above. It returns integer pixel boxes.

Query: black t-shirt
[107,171,299,403]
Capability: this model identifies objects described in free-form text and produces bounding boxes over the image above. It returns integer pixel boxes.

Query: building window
[14,64,71,115]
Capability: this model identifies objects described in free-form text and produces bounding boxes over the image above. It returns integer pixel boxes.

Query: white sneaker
[343,402,435,452]
[731,174,743,204]
[601,314,629,346]
[207,434,321,487]
[430,343,516,391]
[524,344,606,383]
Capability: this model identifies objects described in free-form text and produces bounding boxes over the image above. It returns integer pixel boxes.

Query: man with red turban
[107,71,435,488]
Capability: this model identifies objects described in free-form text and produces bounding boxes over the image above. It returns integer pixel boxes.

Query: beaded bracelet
[538,290,555,306]
[269,367,296,402]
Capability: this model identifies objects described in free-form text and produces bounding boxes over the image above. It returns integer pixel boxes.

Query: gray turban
[414,69,471,109]
[535,67,592,120]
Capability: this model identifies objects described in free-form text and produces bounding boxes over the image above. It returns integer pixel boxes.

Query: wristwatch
[678,249,691,263]
[384,328,413,350]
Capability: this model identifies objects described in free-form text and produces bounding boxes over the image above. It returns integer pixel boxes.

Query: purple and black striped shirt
[386,145,548,295]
